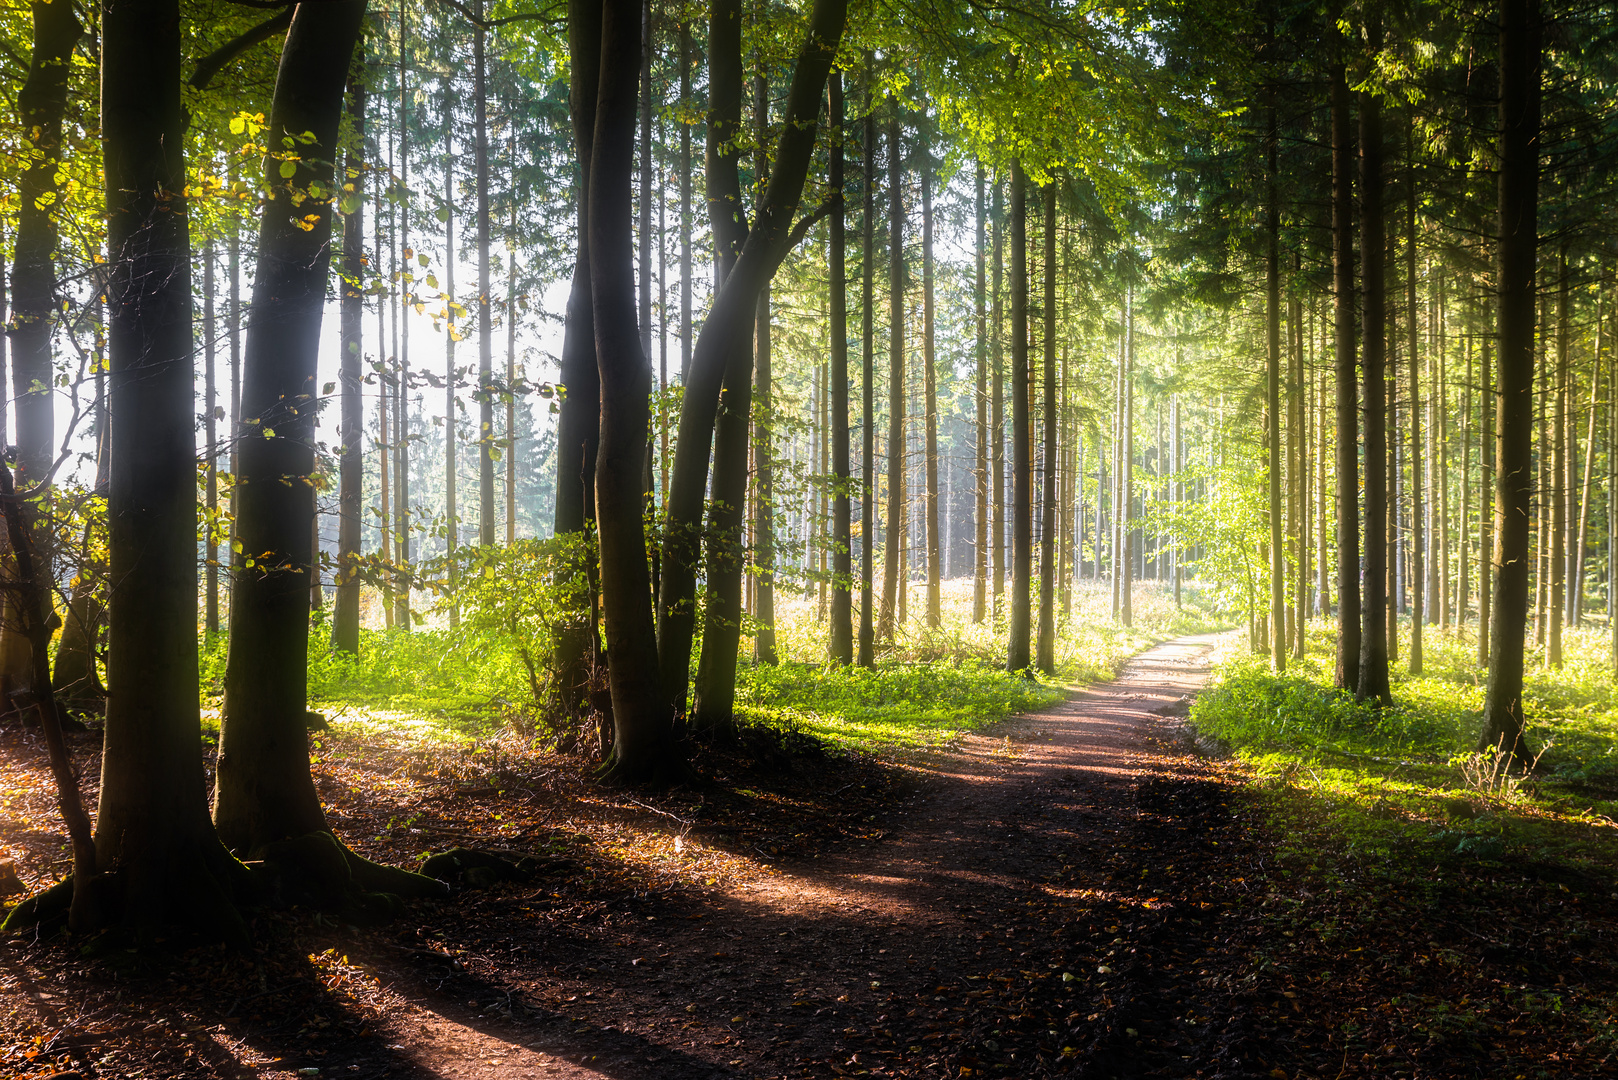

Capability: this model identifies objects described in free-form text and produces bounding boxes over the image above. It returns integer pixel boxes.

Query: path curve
[393,634,1230,1079]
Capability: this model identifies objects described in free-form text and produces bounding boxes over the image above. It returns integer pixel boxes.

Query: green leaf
[279,159,298,179]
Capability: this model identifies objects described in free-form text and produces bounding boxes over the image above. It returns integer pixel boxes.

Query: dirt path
[381,634,1263,1080]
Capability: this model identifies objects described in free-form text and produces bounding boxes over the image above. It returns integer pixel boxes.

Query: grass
[263,576,1231,757]
[1189,616,1618,881]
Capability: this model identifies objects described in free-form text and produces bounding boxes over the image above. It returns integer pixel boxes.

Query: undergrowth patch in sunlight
[1190,619,1618,880]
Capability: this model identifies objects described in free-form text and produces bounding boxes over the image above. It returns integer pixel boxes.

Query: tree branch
[769,193,842,276]
[191,8,293,89]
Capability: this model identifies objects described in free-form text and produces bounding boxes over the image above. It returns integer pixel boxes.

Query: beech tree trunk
[655,0,848,715]
[92,0,251,942]
[1035,181,1057,674]
[1331,51,1361,690]
[216,3,376,853]
[593,0,674,783]
[334,63,365,655]
[1356,45,1391,706]
[828,71,853,664]
[1480,0,1540,759]
[1007,161,1032,672]
[876,105,904,644]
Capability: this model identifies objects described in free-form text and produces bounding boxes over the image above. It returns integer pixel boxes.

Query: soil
[2,634,1613,1079]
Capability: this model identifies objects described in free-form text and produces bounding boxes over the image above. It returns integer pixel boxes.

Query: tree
[828,70,853,664]
[1356,18,1391,706]
[921,106,941,629]
[334,57,366,655]
[1007,161,1031,672]
[1479,0,1541,760]
[1035,180,1057,674]
[876,104,904,643]
[1330,45,1360,693]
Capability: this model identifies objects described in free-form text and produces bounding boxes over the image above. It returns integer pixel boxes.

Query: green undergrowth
[1190,620,1618,886]
[195,578,1230,758]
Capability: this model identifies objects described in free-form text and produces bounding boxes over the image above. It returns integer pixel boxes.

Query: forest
[1,0,1617,1076]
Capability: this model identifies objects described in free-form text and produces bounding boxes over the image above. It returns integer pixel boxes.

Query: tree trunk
[754,70,779,666]
[1331,52,1361,689]
[1549,247,1567,668]
[593,0,676,783]
[1007,161,1032,671]
[876,105,905,644]
[1357,52,1391,706]
[443,111,459,627]
[1480,0,1540,759]
[1407,126,1423,675]
[93,0,251,942]
[333,62,365,656]
[553,0,603,708]
[973,165,988,624]
[1479,309,1494,666]
[473,1,494,545]
[1035,180,1057,674]
[828,71,853,663]
[217,4,425,862]
[1121,281,1134,627]
[2,0,83,704]
[991,178,1005,619]
[393,10,412,631]
[857,59,875,667]
[656,0,848,713]
[921,110,941,629]
[1266,101,1284,672]
[205,239,220,638]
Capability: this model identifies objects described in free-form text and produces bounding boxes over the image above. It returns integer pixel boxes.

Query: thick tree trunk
[1480,0,1541,759]
[857,60,876,668]
[973,166,988,624]
[1035,181,1057,674]
[656,0,848,713]
[1357,60,1391,706]
[1331,53,1361,691]
[553,0,603,709]
[216,4,379,854]
[91,0,251,942]
[593,0,675,784]
[827,72,853,663]
[1007,162,1032,671]
[921,111,941,629]
[876,107,904,644]
[334,64,365,655]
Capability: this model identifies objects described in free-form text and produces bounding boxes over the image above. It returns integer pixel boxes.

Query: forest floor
[3,635,1616,1079]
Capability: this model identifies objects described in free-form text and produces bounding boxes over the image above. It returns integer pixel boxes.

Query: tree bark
[1549,247,1566,668]
[1480,0,1540,759]
[754,67,779,666]
[656,0,848,713]
[876,105,904,644]
[921,109,940,629]
[1266,98,1284,672]
[1407,125,1423,675]
[1356,42,1391,706]
[857,59,876,667]
[1479,308,1494,666]
[991,178,1005,618]
[593,0,676,784]
[1035,180,1057,674]
[828,71,853,663]
[443,109,459,627]
[475,0,495,545]
[334,61,365,656]
[1331,50,1361,692]
[93,0,251,942]
[1007,161,1032,671]
[973,165,988,624]
[216,2,378,853]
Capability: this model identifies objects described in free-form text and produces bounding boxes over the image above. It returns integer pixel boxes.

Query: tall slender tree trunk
[204,242,220,637]
[334,62,365,655]
[921,112,941,628]
[990,180,1005,619]
[754,71,779,665]
[1407,131,1423,674]
[473,1,494,544]
[393,8,412,630]
[506,159,519,542]
[973,166,987,623]
[1007,162,1032,671]
[679,21,692,382]
[1035,181,1057,673]
[1121,280,1135,627]
[876,107,904,643]
[1480,0,1541,759]
[1266,101,1284,672]
[828,72,852,664]
[1331,52,1361,689]
[443,111,459,628]
[1549,247,1567,668]
[594,0,677,783]
[1357,48,1391,705]
[857,58,875,668]
[1479,310,1494,666]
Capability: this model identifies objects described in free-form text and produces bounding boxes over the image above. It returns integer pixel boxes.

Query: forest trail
[385,633,1265,1080]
